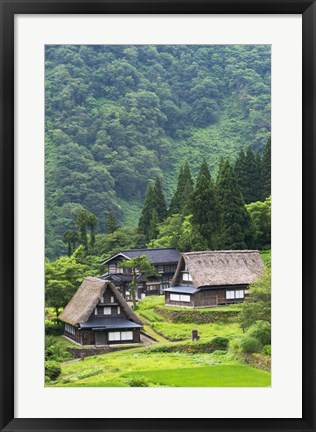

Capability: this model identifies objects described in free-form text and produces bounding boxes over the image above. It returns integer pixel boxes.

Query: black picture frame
[0,1,315,431]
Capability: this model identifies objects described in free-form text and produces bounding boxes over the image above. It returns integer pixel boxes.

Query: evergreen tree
[149,209,160,240]
[87,213,98,249]
[62,230,79,257]
[216,159,254,249]
[243,147,261,203]
[76,208,90,250]
[168,165,184,215]
[169,162,194,216]
[138,183,155,241]
[261,137,271,200]
[153,177,168,222]
[106,211,119,234]
[234,150,247,198]
[190,160,219,249]
[182,176,194,216]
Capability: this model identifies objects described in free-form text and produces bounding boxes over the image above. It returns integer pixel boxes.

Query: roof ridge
[121,247,178,252]
[183,250,260,255]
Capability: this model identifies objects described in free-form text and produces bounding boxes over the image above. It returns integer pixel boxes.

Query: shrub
[45,361,61,380]
[239,336,261,354]
[45,341,71,362]
[45,318,63,336]
[212,350,228,356]
[262,345,271,356]
[210,336,229,350]
[247,321,271,346]
[126,376,149,387]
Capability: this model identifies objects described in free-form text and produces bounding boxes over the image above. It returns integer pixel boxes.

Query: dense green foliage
[46,44,270,258]
[239,267,271,331]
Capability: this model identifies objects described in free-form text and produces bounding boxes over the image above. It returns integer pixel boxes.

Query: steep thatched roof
[171,250,264,288]
[59,276,143,326]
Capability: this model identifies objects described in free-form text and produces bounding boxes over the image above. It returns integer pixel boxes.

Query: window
[164,265,176,273]
[109,331,133,341]
[147,284,160,291]
[117,306,121,314]
[157,265,164,273]
[182,272,192,282]
[226,291,235,300]
[94,307,98,315]
[103,307,111,315]
[100,296,104,304]
[170,293,190,302]
[110,296,114,303]
[235,290,244,299]
[121,331,133,341]
[109,264,116,273]
[65,324,75,335]
[108,332,120,341]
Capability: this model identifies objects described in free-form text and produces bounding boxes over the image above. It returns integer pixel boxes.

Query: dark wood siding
[164,285,248,308]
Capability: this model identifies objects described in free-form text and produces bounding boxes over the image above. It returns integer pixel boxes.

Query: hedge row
[148,336,229,354]
[154,306,240,324]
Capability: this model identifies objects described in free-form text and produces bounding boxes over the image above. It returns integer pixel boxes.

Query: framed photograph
[0,1,315,431]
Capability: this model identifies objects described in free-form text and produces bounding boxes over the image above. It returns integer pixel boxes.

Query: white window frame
[110,296,114,303]
[103,306,111,315]
[117,306,121,314]
[180,294,190,302]
[170,293,180,301]
[235,290,244,299]
[226,290,235,300]
[94,307,98,315]
[182,272,192,282]
[108,331,133,341]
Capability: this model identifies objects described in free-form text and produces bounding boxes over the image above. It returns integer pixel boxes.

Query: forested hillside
[45,45,270,258]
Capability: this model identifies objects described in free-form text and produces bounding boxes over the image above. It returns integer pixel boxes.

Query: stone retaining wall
[67,344,142,359]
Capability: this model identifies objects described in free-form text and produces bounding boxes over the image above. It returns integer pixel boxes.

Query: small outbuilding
[59,277,143,346]
[164,250,264,308]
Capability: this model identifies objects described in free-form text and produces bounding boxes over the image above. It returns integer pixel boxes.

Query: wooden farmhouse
[164,250,264,308]
[59,277,143,346]
[100,248,181,300]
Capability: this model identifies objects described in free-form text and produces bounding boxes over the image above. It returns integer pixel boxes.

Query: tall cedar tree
[216,159,254,249]
[243,147,261,203]
[149,209,160,240]
[169,162,194,216]
[106,211,119,234]
[234,150,247,197]
[138,183,155,241]
[168,165,184,215]
[190,160,219,249]
[153,177,168,222]
[261,137,271,200]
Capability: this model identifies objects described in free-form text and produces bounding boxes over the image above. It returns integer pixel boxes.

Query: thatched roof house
[164,250,264,308]
[59,277,143,346]
[101,248,181,300]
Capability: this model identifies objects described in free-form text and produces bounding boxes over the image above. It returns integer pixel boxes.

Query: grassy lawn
[151,322,242,341]
[123,365,271,387]
[49,348,270,387]
[136,296,243,341]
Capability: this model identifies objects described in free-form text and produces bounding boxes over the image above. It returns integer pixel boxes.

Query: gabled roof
[79,316,142,330]
[101,248,181,266]
[59,277,143,326]
[172,250,264,288]
[164,285,198,294]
